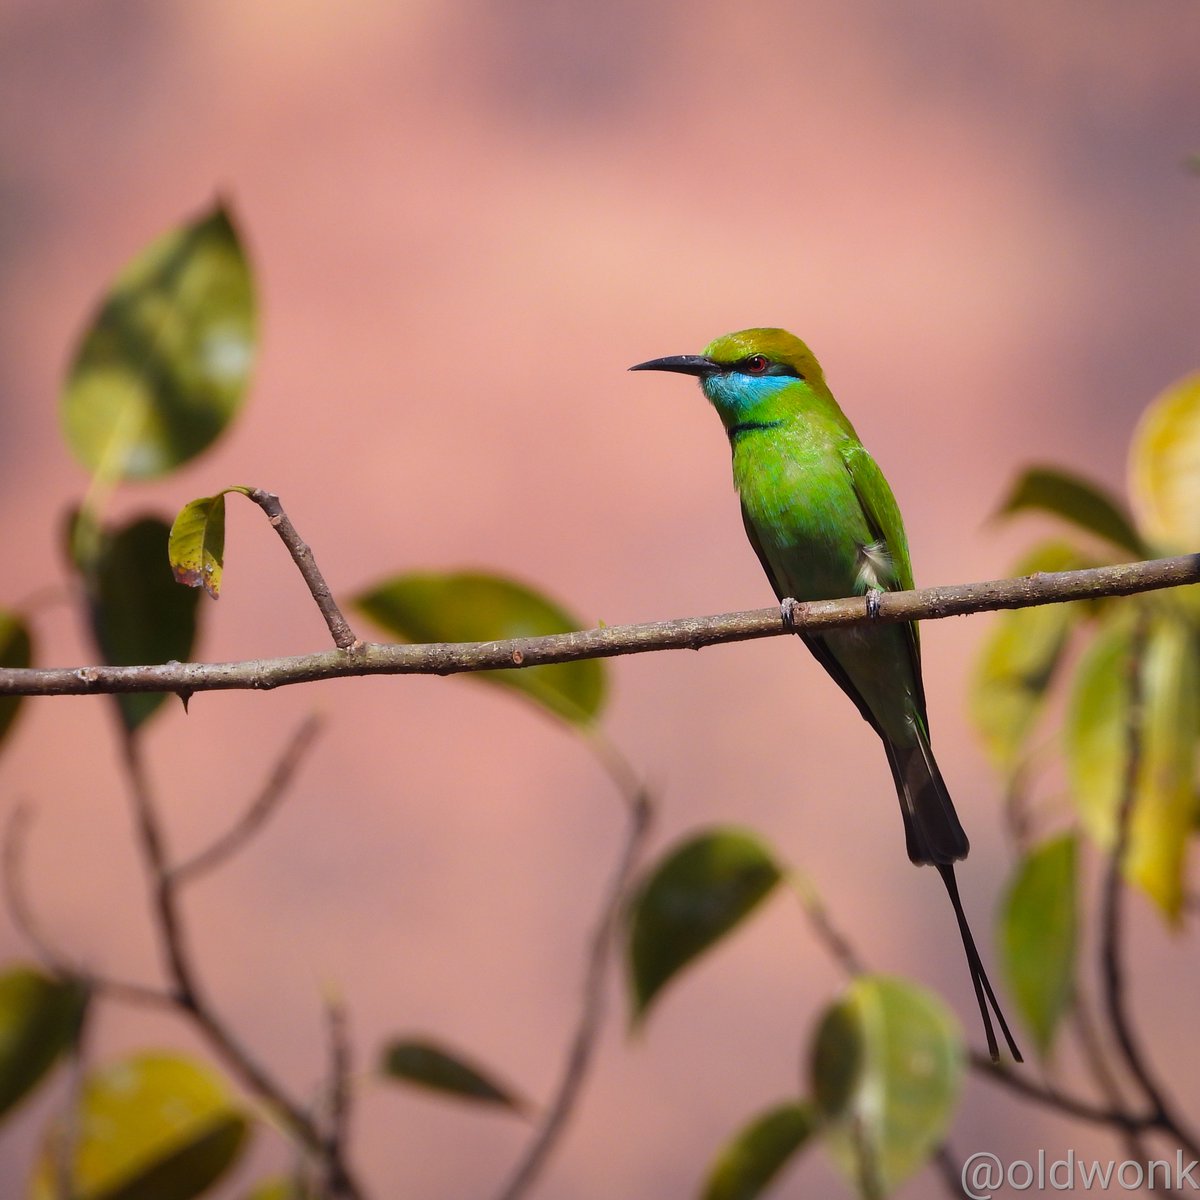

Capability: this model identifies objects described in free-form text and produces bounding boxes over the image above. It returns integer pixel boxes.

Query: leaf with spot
[999,834,1078,1058]
[169,488,251,598]
[810,975,963,1197]
[0,610,32,751]
[625,828,782,1023]
[61,203,256,481]
[701,1101,816,1200]
[379,1038,529,1113]
[354,571,605,725]
[995,465,1145,557]
[0,967,88,1120]
[29,1052,250,1200]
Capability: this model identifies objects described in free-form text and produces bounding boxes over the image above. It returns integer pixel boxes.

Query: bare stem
[116,716,366,1199]
[322,993,355,1200]
[244,488,359,651]
[171,713,324,884]
[789,870,866,978]
[1,554,1197,699]
[494,733,654,1200]
[1097,620,1200,1162]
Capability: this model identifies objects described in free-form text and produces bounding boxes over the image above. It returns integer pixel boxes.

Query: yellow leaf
[1129,372,1200,552]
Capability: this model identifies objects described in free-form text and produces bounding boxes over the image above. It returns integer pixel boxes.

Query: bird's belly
[737,455,866,602]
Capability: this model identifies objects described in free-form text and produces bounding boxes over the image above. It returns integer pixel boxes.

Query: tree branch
[1,554,1197,699]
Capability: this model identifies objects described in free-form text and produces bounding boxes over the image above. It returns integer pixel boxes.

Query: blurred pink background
[2,2,1198,1196]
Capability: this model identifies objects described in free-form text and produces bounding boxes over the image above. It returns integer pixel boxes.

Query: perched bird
[631,327,1021,1063]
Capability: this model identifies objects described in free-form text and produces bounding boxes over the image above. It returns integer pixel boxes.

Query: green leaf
[353,571,605,725]
[61,202,256,481]
[82,516,201,730]
[169,493,228,598]
[0,610,32,750]
[0,967,88,1119]
[625,828,782,1023]
[702,1101,815,1200]
[1129,371,1200,554]
[970,542,1088,771]
[995,465,1146,556]
[29,1052,250,1200]
[999,834,1077,1057]
[1066,619,1197,920]
[379,1038,528,1113]
[809,976,963,1197]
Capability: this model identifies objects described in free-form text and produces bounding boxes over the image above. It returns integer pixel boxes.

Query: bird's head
[629,328,825,428]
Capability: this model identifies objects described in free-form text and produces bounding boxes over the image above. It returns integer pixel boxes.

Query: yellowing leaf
[810,976,963,1197]
[29,1052,249,1200]
[61,203,256,481]
[354,571,605,725]
[1066,619,1197,920]
[625,828,782,1023]
[702,1101,815,1200]
[169,493,230,598]
[1130,372,1200,552]
[999,835,1077,1058]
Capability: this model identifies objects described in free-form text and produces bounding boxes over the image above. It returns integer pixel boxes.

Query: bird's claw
[780,597,800,630]
[865,588,883,619]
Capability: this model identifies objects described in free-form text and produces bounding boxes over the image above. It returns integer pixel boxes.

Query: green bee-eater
[631,327,1021,1063]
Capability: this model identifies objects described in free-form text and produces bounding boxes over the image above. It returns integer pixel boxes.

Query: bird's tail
[885,729,1023,1063]
[937,862,1023,1064]
[884,731,969,866]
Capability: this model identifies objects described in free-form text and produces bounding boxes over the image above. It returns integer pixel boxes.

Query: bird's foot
[865,588,883,619]
[780,597,801,630]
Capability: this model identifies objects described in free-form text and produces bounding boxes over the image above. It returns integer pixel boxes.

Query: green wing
[839,441,927,719]
[839,442,915,594]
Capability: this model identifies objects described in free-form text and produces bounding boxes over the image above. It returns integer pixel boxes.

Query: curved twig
[171,713,324,884]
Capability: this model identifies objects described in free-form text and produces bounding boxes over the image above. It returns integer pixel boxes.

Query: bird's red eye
[744,355,769,374]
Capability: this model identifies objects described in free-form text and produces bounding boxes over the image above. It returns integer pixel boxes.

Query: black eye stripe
[727,357,804,380]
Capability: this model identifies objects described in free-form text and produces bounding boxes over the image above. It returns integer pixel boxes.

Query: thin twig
[3,802,76,976]
[931,1144,968,1198]
[171,713,324,884]
[494,735,654,1200]
[789,870,866,977]
[789,836,1183,1150]
[115,716,367,1199]
[968,1052,1155,1130]
[244,489,359,651]
[322,993,355,1200]
[1,554,1198,699]
[1,808,186,1008]
[1097,620,1200,1162]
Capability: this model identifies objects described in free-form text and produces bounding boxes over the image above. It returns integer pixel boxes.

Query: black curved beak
[628,354,719,377]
